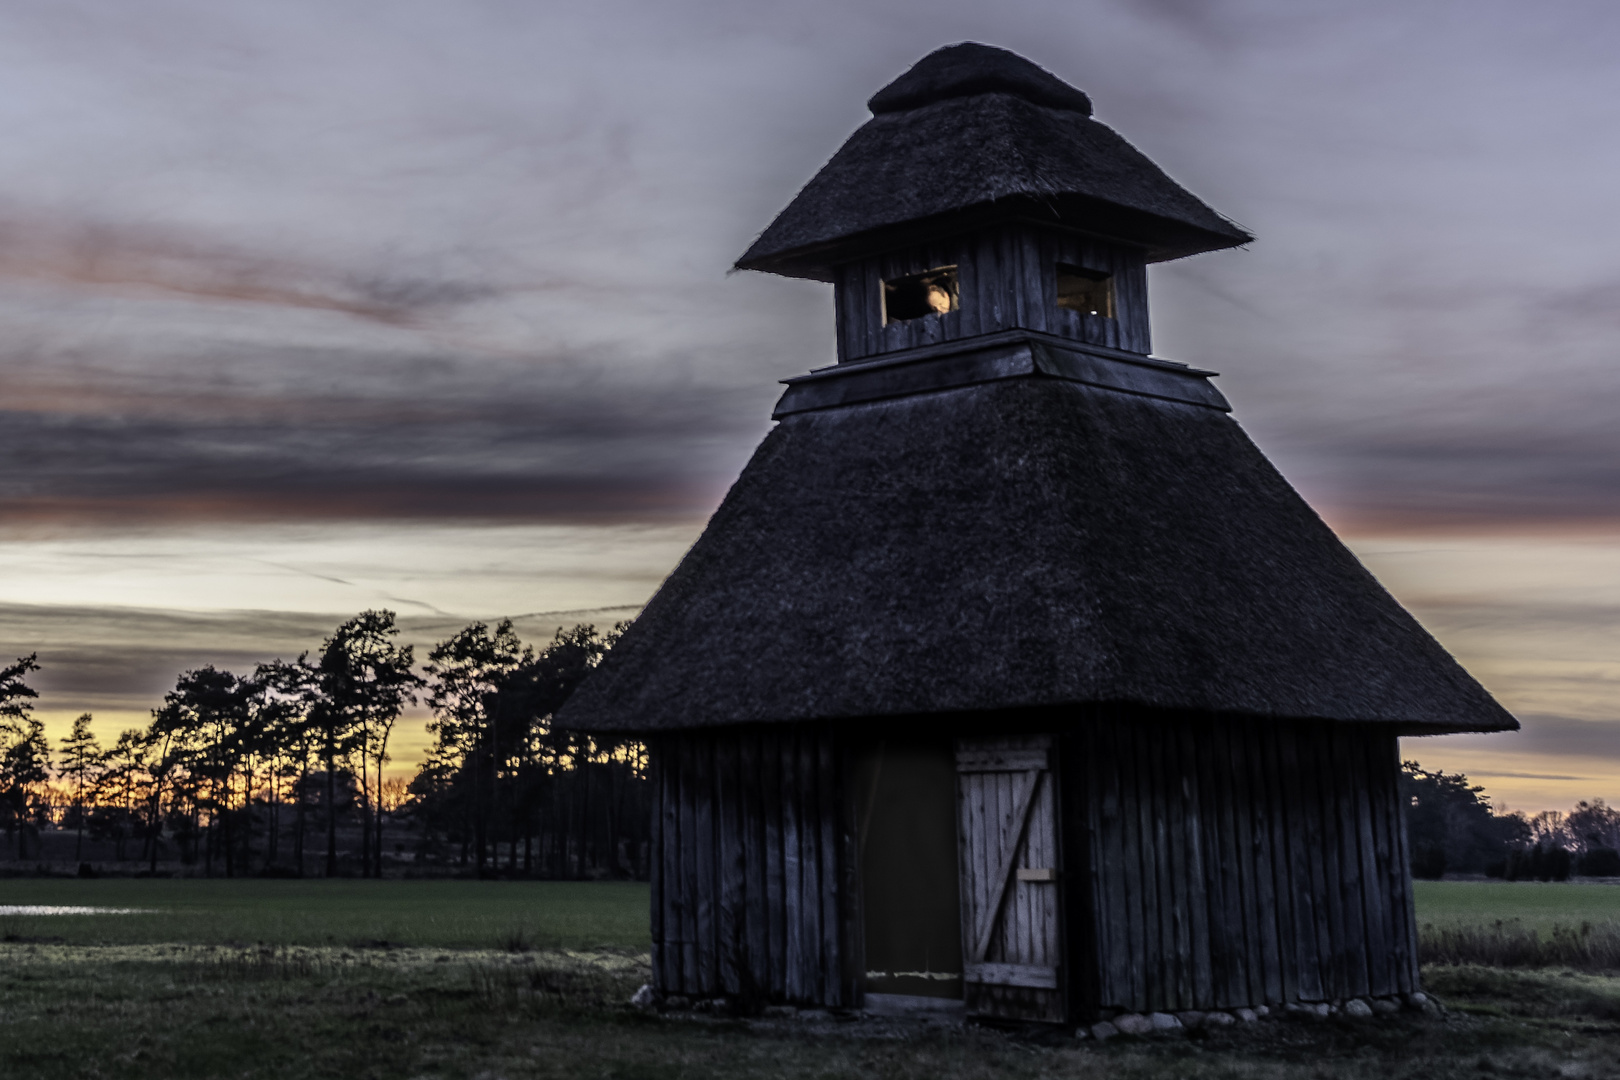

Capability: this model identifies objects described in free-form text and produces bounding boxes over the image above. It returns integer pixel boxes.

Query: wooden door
[956,735,1065,1022]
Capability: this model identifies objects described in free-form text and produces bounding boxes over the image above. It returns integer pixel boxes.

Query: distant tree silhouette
[96,728,150,861]
[316,611,420,878]
[1401,760,1528,877]
[0,655,48,859]
[424,620,527,872]
[1566,799,1620,854]
[415,622,647,879]
[255,657,320,873]
[151,667,255,875]
[58,713,104,860]
[0,615,649,878]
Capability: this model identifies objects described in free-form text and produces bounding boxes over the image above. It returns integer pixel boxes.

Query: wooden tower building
[558,43,1517,1024]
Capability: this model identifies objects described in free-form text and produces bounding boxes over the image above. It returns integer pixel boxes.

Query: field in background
[2,879,1618,951]
[1414,880,1620,932]
[0,879,649,950]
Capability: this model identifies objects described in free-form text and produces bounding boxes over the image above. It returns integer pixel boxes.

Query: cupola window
[883,267,959,323]
[1056,264,1114,318]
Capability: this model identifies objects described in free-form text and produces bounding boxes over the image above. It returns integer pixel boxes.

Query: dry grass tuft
[1420,919,1620,972]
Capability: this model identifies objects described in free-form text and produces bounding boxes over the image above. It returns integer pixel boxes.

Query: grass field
[1414,880,1620,932]
[4,879,1620,1079]
[0,879,651,950]
[1,944,1615,1080]
[5,877,1617,950]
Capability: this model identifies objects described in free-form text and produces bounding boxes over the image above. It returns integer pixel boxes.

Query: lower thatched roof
[558,363,1516,735]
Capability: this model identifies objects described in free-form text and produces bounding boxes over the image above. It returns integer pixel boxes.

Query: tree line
[0,612,647,879]
[1401,761,1620,880]
[7,637,1613,885]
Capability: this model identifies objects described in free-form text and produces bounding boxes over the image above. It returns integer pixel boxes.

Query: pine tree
[0,656,48,860]
[317,611,421,878]
[59,713,105,861]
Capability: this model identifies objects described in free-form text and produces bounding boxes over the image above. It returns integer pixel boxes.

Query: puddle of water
[0,906,158,916]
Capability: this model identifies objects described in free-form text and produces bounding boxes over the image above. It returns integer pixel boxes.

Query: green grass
[0,877,1612,954]
[1414,880,1620,933]
[1,877,1612,954]
[1,945,1614,1080]
[1413,881,1620,970]
[0,879,651,950]
[0,879,1619,1077]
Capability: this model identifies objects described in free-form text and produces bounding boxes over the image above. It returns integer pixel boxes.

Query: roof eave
[557,701,1522,737]
[735,196,1252,281]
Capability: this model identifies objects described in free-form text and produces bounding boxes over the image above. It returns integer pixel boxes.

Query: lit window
[883,267,958,323]
[1056,264,1114,318]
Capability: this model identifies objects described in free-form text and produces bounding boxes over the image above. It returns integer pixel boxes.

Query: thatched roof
[736,43,1252,280]
[559,345,1516,736]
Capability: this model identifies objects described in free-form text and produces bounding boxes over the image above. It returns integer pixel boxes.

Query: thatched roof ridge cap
[735,90,1252,276]
[867,42,1093,116]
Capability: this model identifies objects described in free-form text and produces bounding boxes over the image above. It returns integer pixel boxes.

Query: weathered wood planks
[833,224,1151,363]
[649,724,850,1007]
[1075,711,1416,1015]
[652,708,1417,1021]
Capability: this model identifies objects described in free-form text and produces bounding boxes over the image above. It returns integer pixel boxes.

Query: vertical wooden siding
[1076,713,1417,1014]
[650,725,854,1007]
[833,224,1151,362]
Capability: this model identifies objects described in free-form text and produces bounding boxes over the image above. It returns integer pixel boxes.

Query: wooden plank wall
[833,223,1150,362]
[1074,712,1418,1014]
[649,724,856,1007]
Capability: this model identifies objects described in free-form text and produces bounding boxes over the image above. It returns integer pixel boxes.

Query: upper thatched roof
[559,362,1516,736]
[736,43,1252,280]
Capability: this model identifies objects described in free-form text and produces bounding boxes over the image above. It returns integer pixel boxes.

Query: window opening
[883,266,959,323]
[1055,264,1114,318]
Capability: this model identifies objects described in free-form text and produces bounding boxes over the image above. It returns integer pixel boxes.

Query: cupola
[737,43,1251,363]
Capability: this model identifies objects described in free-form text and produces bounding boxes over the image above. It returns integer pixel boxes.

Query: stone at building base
[1149,1012,1183,1032]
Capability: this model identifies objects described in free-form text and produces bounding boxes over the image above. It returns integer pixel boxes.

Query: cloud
[1496,715,1620,762]
[1411,716,1620,768]
[0,302,779,524]
[0,210,503,326]
[0,389,759,524]
[0,0,1614,537]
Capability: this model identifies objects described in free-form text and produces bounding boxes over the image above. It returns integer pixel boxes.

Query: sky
[1,0,1617,810]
